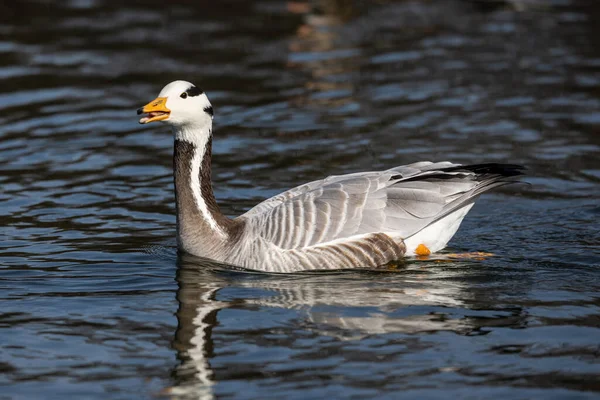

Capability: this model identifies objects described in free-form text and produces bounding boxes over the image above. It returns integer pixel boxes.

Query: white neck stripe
[178,124,226,238]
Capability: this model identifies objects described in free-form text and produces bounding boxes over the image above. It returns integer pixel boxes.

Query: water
[1,0,600,398]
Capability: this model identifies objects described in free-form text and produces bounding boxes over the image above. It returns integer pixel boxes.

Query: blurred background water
[1,0,600,398]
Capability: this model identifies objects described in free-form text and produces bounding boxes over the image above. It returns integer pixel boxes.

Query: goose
[138,80,523,273]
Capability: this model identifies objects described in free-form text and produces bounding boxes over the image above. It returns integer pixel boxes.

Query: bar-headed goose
[138,80,523,273]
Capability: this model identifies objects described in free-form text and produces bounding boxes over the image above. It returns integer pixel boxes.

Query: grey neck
[173,137,235,253]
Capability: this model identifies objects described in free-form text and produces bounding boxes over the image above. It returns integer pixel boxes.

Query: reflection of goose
[169,254,496,397]
[241,279,472,339]
[138,80,523,273]
[170,277,222,400]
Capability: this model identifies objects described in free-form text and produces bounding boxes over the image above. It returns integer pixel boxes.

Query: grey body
[174,139,522,273]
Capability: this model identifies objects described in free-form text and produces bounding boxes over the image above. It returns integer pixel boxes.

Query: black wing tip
[442,163,526,177]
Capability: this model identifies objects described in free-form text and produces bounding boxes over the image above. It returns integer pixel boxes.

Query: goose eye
[180,92,188,99]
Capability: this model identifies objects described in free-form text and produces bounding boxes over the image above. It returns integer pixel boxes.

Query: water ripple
[1,0,600,398]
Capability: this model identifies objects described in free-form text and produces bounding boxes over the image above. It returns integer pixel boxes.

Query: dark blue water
[1,0,600,398]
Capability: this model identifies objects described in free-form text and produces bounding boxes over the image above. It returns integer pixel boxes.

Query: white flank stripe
[304,200,316,247]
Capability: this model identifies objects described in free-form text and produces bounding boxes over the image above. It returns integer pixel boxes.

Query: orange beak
[137,97,170,124]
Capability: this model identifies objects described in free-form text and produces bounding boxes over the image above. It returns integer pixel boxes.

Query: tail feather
[402,163,525,240]
[440,163,526,178]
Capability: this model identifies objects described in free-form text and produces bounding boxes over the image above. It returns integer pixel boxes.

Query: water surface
[1,0,600,398]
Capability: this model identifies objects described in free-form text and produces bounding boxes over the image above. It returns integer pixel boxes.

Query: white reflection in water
[170,254,479,399]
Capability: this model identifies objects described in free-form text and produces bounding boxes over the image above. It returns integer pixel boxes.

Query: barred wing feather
[239,162,523,250]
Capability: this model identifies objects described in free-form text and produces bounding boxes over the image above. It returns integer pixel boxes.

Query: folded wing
[239,162,523,250]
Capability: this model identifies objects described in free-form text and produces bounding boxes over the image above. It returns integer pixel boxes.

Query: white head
[137,80,214,144]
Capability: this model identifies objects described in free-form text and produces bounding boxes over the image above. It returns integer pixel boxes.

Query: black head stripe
[203,105,214,117]
[186,86,204,97]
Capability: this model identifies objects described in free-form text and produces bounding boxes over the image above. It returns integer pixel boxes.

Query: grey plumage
[173,139,522,273]
[222,161,522,272]
[138,81,523,273]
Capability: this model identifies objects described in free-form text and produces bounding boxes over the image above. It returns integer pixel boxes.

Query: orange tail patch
[415,244,431,257]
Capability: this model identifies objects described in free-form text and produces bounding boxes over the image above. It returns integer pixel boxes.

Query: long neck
[173,125,233,254]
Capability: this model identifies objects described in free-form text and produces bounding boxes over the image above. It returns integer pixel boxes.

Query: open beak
[137,97,170,124]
